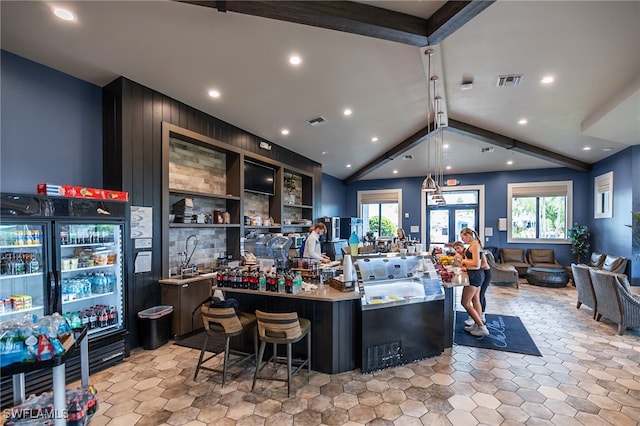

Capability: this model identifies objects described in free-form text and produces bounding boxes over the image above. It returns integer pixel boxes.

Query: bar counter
[223,284,360,374]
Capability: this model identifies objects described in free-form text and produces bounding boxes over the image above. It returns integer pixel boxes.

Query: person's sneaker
[464,317,475,327]
[464,323,477,332]
[470,325,490,336]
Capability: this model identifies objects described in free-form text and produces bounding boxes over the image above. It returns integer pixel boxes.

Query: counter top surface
[159,273,216,285]
[222,285,361,302]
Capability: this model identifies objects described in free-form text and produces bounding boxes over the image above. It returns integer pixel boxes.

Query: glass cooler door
[57,222,124,336]
[0,223,47,320]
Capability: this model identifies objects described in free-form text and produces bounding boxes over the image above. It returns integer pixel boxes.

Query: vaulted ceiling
[2,1,638,181]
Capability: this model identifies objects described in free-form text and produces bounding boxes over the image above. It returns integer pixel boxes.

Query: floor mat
[454,311,542,356]
[173,330,225,353]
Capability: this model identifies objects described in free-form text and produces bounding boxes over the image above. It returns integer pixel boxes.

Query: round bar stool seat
[526,266,569,288]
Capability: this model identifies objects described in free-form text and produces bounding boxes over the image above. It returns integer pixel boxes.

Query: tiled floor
[79,281,640,426]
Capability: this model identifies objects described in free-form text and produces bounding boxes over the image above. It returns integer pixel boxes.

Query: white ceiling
[1,1,638,181]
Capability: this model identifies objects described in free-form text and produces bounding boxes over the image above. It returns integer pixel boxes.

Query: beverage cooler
[0,193,128,408]
[355,253,447,373]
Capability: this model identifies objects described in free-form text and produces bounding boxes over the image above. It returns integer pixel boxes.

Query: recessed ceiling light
[446,166,452,170]
[602,147,613,152]
[281,129,290,135]
[321,151,328,155]
[371,137,378,142]
[582,146,591,151]
[53,7,76,21]
[208,89,220,98]
[518,119,528,125]
[443,144,449,149]
[289,55,302,66]
[343,108,352,116]
[541,76,554,84]
[393,170,398,174]
[346,164,352,168]
[507,160,514,165]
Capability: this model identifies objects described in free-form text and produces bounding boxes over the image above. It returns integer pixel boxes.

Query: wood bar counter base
[159,274,216,338]
[223,286,360,374]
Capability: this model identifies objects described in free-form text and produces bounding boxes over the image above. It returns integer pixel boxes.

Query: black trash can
[137,305,174,349]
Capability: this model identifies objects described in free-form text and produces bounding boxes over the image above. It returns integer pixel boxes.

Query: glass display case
[355,253,446,373]
[356,254,444,310]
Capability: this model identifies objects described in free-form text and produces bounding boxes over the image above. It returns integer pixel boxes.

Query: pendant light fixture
[421,49,438,193]
[421,48,447,206]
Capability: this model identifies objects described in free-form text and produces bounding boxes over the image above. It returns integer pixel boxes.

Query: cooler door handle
[49,271,61,313]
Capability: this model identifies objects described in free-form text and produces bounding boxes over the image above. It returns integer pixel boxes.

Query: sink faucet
[179,234,198,275]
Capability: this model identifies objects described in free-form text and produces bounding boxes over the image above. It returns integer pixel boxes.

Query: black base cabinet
[226,291,359,375]
[361,300,444,373]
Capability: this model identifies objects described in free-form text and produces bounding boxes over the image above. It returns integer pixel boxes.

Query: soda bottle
[109,306,118,326]
[89,309,98,329]
[285,273,293,294]
[81,311,89,329]
[217,272,224,287]
[99,306,108,328]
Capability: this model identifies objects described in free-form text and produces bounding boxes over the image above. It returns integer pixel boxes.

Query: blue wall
[320,173,346,218]
[344,169,592,266]
[589,147,639,284]
[0,51,103,193]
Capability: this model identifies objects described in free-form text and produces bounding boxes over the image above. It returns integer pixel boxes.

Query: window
[507,181,572,243]
[358,189,401,239]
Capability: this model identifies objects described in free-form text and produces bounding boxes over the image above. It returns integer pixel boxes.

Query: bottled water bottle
[293,271,303,294]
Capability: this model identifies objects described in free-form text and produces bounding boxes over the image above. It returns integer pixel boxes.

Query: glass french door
[427,190,479,244]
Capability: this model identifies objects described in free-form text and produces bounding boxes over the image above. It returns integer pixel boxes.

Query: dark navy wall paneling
[320,173,346,218]
[0,51,102,193]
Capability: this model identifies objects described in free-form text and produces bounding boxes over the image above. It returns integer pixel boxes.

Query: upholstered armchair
[486,251,519,288]
[600,255,628,274]
[589,269,640,335]
[571,263,597,318]
[528,249,562,268]
[586,253,606,268]
[500,248,530,277]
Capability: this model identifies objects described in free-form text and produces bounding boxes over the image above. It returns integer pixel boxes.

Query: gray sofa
[499,248,530,277]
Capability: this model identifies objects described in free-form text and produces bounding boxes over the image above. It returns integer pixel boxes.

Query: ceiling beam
[344,122,436,185]
[177,1,494,47]
[427,1,495,44]
[447,119,592,172]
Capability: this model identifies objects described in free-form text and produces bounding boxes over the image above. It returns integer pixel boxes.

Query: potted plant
[284,174,296,204]
[568,223,590,264]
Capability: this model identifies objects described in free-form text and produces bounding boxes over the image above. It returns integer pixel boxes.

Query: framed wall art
[594,171,613,219]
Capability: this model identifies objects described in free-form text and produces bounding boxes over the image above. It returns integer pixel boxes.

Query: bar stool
[252,310,311,397]
[194,306,257,387]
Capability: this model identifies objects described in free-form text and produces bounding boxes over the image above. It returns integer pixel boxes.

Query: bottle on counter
[293,271,302,294]
[278,273,286,293]
[258,272,266,292]
[348,231,360,256]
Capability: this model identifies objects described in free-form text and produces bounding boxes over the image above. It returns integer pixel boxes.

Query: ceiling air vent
[307,116,327,127]
[496,74,523,87]
[402,155,414,160]
[481,147,495,153]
